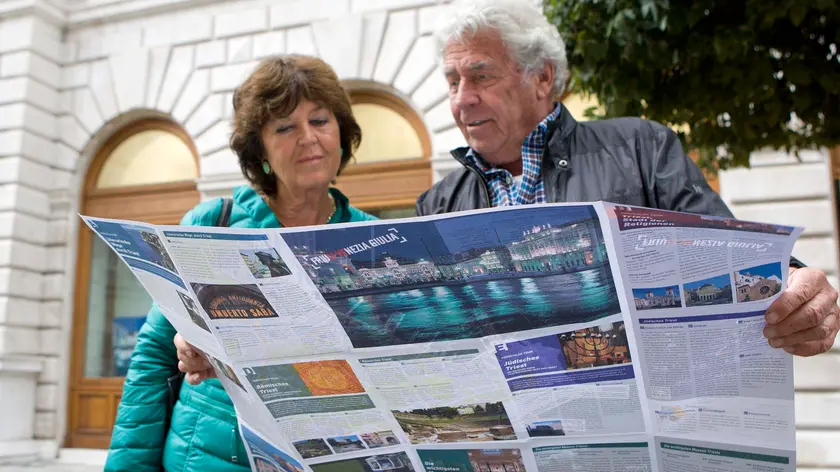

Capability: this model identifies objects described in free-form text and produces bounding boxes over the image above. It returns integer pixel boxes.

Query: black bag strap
[216,197,234,228]
[164,197,234,435]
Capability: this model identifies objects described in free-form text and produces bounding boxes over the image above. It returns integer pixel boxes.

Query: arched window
[334,89,432,219]
[68,119,200,448]
[95,128,198,188]
[351,91,430,164]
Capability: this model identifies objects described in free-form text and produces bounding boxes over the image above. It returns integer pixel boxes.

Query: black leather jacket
[416,104,734,218]
[416,105,805,267]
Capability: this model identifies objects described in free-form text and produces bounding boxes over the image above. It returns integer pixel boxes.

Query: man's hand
[764,267,840,356]
[174,333,216,385]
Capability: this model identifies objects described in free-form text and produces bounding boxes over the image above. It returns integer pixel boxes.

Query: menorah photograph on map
[495,321,631,379]
[281,206,620,348]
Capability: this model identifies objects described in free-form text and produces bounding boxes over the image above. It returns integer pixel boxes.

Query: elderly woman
[104,55,377,472]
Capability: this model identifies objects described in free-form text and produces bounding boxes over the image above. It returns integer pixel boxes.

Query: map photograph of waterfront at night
[281,205,621,348]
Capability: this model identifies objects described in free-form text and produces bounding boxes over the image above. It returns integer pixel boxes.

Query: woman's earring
[262,161,271,175]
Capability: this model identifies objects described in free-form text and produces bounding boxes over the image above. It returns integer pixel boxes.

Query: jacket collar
[545,102,579,146]
[449,102,579,173]
[232,185,353,228]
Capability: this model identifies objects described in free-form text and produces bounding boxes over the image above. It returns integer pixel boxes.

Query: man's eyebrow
[467,61,491,71]
[443,61,491,76]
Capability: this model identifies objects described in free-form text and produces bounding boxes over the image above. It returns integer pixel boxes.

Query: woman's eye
[275,126,292,133]
[311,118,329,126]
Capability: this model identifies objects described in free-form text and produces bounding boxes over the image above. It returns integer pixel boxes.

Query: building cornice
[65,0,229,28]
[0,0,66,26]
[0,0,234,28]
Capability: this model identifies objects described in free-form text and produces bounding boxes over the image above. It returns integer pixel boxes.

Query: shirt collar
[465,102,563,176]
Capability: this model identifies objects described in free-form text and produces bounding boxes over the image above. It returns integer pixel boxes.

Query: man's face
[444,30,553,171]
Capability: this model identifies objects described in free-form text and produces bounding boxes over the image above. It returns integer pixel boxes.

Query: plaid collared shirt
[465,103,562,207]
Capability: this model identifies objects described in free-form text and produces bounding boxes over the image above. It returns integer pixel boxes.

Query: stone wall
[0,11,67,460]
[720,149,840,470]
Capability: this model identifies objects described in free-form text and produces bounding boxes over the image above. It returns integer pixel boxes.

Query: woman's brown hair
[230,55,361,197]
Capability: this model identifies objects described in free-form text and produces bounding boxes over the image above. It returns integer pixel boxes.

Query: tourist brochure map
[82,201,802,472]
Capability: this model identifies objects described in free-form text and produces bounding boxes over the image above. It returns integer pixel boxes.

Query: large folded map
[82,201,801,472]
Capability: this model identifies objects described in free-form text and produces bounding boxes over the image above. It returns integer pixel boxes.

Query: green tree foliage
[544,0,840,169]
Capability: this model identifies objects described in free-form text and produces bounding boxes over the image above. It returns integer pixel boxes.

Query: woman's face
[260,99,342,192]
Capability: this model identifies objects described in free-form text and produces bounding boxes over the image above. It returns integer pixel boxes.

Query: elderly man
[176,0,837,383]
[416,0,838,357]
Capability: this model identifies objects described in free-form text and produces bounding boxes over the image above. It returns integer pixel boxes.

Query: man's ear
[534,62,555,100]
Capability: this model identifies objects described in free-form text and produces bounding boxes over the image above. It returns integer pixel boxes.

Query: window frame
[334,89,433,213]
[66,119,200,448]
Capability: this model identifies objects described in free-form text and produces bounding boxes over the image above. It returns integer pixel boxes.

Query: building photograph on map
[360,430,400,449]
[326,435,366,454]
[310,452,415,472]
[683,274,734,307]
[190,283,280,320]
[292,429,400,459]
[418,448,526,472]
[392,401,516,444]
[632,285,682,310]
[526,420,566,437]
[735,262,783,302]
[240,247,292,279]
[293,438,332,459]
[281,206,620,348]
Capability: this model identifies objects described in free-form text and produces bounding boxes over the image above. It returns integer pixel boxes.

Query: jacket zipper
[452,151,492,208]
[468,166,492,207]
[230,427,238,463]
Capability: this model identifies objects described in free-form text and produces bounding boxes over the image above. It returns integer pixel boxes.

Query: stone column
[0,4,65,463]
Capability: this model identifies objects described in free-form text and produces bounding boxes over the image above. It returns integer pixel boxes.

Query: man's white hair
[435,0,570,96]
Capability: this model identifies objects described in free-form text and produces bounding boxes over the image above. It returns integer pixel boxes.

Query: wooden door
[66,120,200,448]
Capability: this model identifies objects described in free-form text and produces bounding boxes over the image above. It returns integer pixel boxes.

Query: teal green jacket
[105,185,377,472]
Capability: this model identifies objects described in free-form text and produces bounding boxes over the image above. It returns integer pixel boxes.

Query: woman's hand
[174,333,216,385]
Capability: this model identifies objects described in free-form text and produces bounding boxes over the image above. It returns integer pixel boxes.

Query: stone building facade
[0,0,837,468]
